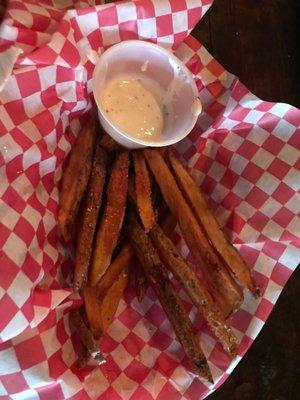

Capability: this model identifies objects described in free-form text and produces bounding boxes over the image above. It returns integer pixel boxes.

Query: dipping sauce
[101,74,165,140]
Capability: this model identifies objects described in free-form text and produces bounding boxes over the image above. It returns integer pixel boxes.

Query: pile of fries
[58,119,259,381]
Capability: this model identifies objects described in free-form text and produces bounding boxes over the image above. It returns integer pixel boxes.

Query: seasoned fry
[135,266,148,302]
[90,151,129,286]
[77,345,91,370]
[127,174,137,205]
[99,132,121,152]
[98,264,130,332]
[133,151,155,232]
[69,309,105,363]
[84,263,130,338]
[74,144,107,291]
[83,285,103,340]
[97,242,133,299]
[144,149,243,317]
[127,215,213,382]
[168,151,259,296]
[150,224,238,356]
[58,120,96,241]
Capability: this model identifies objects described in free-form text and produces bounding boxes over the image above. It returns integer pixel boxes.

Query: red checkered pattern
[0,0,299,399]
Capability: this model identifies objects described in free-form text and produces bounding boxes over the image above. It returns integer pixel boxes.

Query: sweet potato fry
[98,264,130,333]
[150,224,238,356]
[127,215,213,382]
[83,285,103,340]
[69,309,105,362]
[135,265,148,302]
[84,263,130,339]
[58,120,96,242]
[97,242,133,299]
[90,151,129,286]
[144,149,243,318]
[133,151,155,232]
[74,144,107,291]
[168,151,259,296]
[99,132,121,152]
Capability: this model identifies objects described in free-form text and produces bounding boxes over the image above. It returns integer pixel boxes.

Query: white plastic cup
[92,40,201,149]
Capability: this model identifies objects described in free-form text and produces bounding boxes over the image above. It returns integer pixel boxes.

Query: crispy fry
[133,151,155,232]
[97,242,133,299]
[84,263,130,339]
[99,132,121,152]
[127,174,137,205]
[83,285,103,340]
[90,151,129,286]
[58,120,96,242]
[135,265,148,302]
[69,309,105,363]
[127,215,213,382]
[150,224,238,356]
[144,149,243,317]
[74,144,107,291]
[98,264,130,332]
[168,151,259,296]
[77,345,91,370]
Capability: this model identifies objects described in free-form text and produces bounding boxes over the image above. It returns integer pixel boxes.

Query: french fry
[150,224,238,356]
[99,132,121,152]
[74,144,107,291]
[83,285,103,340]
[133,151,155,232]
[127,215,213,382]
[90,151,129,286]
[168,151,259,296]
[144,149,243,318]
[69,309,105,363]
[84,263,130,339]
[135,265,148,302]
[97,242,133,299]
[98,264,130,332]
[58,120,96,242]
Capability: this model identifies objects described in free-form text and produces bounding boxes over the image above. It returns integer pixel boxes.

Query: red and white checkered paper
[0,0,299,398]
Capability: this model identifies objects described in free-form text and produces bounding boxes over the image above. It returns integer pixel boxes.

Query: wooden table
[194,1,300,398]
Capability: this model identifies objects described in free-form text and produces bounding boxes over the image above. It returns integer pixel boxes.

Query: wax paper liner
[0,0,299,399]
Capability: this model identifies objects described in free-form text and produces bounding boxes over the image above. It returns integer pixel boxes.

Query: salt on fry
[58,120,96,241]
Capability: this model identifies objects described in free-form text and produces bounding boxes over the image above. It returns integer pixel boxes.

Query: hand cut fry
[127,215,213,382]
[168,151,259,296]
[133,151,155,232]
[150,223,238,356]
[58,120,96,242]
[69,309,105,363]
[84,263,130,339]
[89,151,129,286]
[135,265,148,302]
[83,285,103,340]
[97,242,133,299]
[74,144,107,291]
[144,149,243,318]
[99,132,121,152]
[98,264,130,333]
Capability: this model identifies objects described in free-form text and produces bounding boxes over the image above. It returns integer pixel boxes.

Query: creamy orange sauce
[101,74,164,140]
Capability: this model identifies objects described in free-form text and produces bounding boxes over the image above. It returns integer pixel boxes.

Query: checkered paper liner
[0,0,299,398]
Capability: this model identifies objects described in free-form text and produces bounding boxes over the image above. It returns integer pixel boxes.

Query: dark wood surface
[193,1,300,399]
